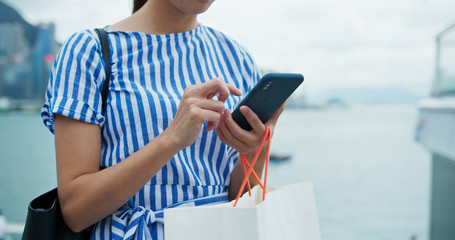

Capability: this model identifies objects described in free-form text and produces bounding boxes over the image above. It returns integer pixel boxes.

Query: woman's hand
[163,77,242,150]
[216,103,285,159]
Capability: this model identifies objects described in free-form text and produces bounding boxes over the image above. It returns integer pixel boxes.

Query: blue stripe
[67,36,91,119]
[132,33,150,146]
[105,100,120,167]
[198,130,211,195]
[99,218,106,239]
[124,34,140,153]
[207,133,220,185]
[51,32,79,109]
[113,33,130,160]
[174,37,191,189]
[215,144,227,185]
[151,185,158,239]
[155,36,170,205]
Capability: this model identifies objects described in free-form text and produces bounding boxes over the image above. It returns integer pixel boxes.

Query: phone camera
[262,81,273,91]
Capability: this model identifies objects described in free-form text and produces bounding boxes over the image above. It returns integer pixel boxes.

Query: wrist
[151,130,182,157]
[241,140,269,162]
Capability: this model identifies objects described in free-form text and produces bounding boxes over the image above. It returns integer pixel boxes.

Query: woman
[41,0,284,239]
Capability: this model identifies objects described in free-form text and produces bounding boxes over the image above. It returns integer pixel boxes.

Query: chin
[172,0,215,14]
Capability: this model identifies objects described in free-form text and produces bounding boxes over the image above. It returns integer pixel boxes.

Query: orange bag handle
[233,125,271,207]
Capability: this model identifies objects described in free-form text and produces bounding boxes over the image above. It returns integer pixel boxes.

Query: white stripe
[154,185,161,210]
[103,218,110,239]
[128,33,146,150]
[118,34,137,157]
[144,184,151,209]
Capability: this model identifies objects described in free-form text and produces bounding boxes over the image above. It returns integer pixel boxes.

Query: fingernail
[240,106,249,114]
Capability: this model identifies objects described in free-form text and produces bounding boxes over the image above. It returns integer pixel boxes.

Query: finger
[218,112,248,147]
[215,126,227,142]
[217,83,242,102]
[199,78,242,102]
[193,78,230,101]
[223,108,257,143]
[209,78,233,103]
[207,122,216,131]
[239,106,266,134]
[200,109,222,131]
[265,103,285,126]
[190,107,221,126]
[226,84,242,97]
[196,99,225,114]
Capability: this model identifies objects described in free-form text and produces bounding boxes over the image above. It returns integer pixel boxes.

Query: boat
[415,22,455,240]
[270,153,292,162]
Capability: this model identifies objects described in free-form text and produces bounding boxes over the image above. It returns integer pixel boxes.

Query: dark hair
[133,0,147,13]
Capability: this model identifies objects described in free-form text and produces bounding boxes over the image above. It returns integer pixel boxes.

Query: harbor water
[0,105,430,240]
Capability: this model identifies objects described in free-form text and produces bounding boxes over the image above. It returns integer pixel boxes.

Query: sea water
[0,105,430,240]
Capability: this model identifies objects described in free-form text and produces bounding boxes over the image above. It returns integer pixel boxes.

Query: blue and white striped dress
[41,24,260,239]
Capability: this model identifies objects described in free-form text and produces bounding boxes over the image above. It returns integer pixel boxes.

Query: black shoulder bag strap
[94,28,111,115]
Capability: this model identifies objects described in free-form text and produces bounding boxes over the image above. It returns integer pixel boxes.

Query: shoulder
[49,29,107,87]
[51,29,106,81]
[64,29,101,48]
[56,29,103,62]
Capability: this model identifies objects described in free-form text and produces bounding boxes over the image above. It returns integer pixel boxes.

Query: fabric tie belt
[110,192,229,240]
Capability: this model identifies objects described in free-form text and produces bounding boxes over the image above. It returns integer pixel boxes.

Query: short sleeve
[41,30,106,133]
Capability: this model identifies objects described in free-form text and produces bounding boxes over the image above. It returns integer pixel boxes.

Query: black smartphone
[231,73,304,131]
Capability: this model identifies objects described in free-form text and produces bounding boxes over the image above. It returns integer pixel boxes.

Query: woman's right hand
[163,77,242,150]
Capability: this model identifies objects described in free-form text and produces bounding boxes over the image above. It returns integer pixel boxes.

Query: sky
[4,0,455,98]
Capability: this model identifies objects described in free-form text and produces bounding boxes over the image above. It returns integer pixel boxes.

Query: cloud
[7,0,455,94]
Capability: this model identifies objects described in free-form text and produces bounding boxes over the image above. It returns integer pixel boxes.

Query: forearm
[59,132,179,232]
[228,145,268,201]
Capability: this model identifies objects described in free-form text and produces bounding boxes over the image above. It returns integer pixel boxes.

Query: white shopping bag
[164,181,321,240]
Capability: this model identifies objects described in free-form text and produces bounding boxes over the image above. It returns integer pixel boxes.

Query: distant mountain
[0,1,36,45]
[308,87,426,105]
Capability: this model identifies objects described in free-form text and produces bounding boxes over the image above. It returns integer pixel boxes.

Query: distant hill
[0,1,36,45]
[307,87,427,105]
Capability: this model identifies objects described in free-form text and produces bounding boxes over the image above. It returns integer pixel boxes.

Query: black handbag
[22,28,111,240]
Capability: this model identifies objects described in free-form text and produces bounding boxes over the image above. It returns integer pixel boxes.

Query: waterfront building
[416,23,455,240]
[32,23,56,100]
[0,22,32,100]
[0,1,58,106]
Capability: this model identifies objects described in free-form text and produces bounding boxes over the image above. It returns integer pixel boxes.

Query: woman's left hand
[215,104,285,159]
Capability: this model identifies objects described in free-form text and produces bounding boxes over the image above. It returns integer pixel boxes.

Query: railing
[432,22,455,97]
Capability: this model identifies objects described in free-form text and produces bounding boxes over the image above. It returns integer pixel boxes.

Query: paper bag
[164,181,321,240]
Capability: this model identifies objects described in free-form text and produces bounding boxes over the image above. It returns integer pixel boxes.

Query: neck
[133,0,199,34]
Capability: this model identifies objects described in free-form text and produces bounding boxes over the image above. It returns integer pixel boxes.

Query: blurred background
[1,0,454,239]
